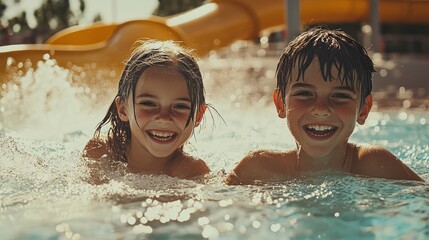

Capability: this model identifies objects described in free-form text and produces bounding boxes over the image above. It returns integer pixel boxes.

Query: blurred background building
[1,0,429,54]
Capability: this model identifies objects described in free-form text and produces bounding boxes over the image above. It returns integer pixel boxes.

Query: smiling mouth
[304,124,338,138]
[146,130,178,143]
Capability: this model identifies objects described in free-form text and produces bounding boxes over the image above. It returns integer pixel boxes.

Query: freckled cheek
[134,109,191,126]
[331,103,357,115]
[332,105,360,125]
[286,100,310,113]
[175,112,193,127]
[130,112,152,126]
[134,109,156,119]
[285,101,303,128]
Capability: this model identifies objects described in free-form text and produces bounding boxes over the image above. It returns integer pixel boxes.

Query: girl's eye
[139,101,156,107]
[174,103,191,110]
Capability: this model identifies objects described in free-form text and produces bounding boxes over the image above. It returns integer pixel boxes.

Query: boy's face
[274,58,372,159]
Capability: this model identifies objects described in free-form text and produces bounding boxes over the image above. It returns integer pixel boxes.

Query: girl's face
[117,67,197,159]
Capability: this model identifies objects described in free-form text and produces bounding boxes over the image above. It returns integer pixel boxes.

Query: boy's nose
[311,99,331,117]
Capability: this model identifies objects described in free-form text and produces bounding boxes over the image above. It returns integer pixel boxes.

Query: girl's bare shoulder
[82,137,109,159]
[168,152,210,179]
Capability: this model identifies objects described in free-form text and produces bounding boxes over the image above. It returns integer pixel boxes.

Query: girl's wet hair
[94,40,206,162]
[276,27,375,108]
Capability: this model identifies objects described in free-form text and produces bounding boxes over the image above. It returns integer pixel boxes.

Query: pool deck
[371,53,429,111]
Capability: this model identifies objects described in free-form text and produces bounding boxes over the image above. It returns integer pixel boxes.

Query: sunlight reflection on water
[0,45,428,239]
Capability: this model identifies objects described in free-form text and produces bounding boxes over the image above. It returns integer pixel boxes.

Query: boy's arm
[225,150,261,185]
[354,145,424,182]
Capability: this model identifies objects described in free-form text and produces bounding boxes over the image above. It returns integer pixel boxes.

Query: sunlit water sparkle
[1,45,428,240]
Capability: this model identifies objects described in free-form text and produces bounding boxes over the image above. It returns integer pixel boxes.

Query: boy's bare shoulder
[225,149,297,185]
[82,137,109,159]
[247,149,293,158]
[352,144,423,181]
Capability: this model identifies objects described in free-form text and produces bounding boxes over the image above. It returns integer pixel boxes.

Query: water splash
[0,57,110,138]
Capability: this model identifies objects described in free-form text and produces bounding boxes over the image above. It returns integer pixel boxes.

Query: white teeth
[306,125,335,131]
[305,125,336,138]
[149,130,175,138]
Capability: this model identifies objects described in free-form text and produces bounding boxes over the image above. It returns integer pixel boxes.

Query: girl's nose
[311,99,331,117]
[155,108,174,122]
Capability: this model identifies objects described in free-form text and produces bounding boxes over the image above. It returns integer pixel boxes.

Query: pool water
[0,46,428,240]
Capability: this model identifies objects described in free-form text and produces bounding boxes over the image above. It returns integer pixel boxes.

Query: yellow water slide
[1,0,429,84]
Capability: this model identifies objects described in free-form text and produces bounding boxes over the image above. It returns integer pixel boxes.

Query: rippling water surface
[1,47,428,239]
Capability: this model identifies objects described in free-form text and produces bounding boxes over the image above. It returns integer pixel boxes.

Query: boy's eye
[293,91,313,97]
[332,93,354,99]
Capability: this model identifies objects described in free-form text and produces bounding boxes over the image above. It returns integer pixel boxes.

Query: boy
[225,28,424,185]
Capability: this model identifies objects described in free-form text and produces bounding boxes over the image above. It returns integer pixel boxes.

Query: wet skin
[83,66,209,180]
[280,58,368,170]
[225,58,423,185]
[116,67,199,173]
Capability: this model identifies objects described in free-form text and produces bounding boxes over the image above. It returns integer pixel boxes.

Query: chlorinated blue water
[0,51,428,240]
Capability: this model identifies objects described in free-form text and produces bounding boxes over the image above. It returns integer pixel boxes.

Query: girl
[83,40,210,180]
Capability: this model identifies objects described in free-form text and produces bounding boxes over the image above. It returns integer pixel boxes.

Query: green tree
[33,0,85,33]
[0,0,88,44]
[154,0,207,16]
[0,1,6,19]
[0,0,30,44]
[93,13,102,23]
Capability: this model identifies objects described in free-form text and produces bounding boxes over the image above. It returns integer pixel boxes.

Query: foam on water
[0,47,428,239]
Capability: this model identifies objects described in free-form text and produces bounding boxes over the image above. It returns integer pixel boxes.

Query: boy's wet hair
[94,40,206,162]
[276,27,375,108]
